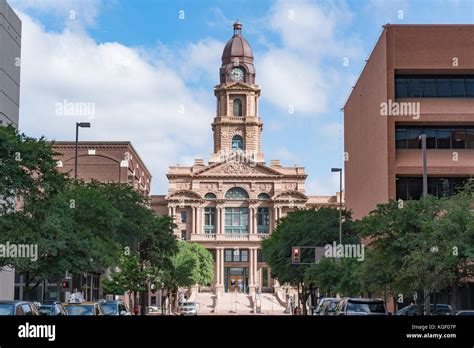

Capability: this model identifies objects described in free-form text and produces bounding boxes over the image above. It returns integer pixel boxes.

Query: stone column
[216,248,220,286]
[249,207,254,234]
[215,207,220,234]
[220,207,226,234]
[196,206,202,234]
[219,248,225,285]
[254,249,258,289]
[190,206,195,234]
[273,206,278,227]
[253,207,258,234]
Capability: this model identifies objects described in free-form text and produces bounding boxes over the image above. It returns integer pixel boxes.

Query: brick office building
[344,24,474,309]
[14,141,152,302]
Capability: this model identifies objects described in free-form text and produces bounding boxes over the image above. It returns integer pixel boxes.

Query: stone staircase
[193,292,217,314]
[218,291,253,314]
[255,293,288,314]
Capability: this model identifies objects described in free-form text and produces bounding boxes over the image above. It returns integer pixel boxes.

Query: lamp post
[419,133,429,315]
[74,122,91,179]
[331,168,343,245]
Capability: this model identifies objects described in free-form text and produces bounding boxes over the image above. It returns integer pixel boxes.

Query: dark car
[0,301,39,316]
[456,310,474,316]
[38,302,68,316]
[314,298,341,316]
[396,304,453,316]
[99,300,131,316]
[335,298,387,316]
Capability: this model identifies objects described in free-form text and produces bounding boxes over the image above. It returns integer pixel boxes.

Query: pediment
[215,81,260,92]
[193,159,283,177]
[273,190,308,201]
[167,190,202,201]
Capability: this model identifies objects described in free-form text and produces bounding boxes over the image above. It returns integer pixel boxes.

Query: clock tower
[210,22,264,163]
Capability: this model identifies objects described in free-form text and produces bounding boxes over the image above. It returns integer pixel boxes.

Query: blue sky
[10,0,474,195]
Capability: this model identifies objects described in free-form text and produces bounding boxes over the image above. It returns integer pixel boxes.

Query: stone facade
[151,23,339,296]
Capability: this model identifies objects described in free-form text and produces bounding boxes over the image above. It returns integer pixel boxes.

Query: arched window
[225,187,249,200]
[233,98,243,116]
[232,135,244,151]
[258,193,271,200]
[204,192,217,200]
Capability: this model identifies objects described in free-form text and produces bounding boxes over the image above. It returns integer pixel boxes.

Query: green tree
[261,208,356,315]
[357,193,474,313]
[163,241,214,311]
[0,125,66,214]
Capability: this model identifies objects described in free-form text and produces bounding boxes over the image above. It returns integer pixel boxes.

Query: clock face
[230,67,244,82]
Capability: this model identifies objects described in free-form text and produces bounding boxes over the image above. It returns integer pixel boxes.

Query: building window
[204,208,216,234]
[181,230,187,240]
[225,249,233,262]
[231,135,244,151]
[224,248,249,262]
[257,249,266,262]
[395,74,474,98]
[204,192,217,200]
[233,98,243,116]
[257,207,270,233]
[225,187,249,200]
[396,177,469,200]
[180,211,187,223]
[262,268,268,287]
[396,127,474,150]
[257,193,271,200]
[225,207,249,234]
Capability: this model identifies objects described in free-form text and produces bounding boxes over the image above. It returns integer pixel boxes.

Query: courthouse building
[151,22,339,296]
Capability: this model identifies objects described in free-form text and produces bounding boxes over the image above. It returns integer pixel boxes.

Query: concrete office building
[0,0,21,127]
[0,0,20,300]
[345,24,474,308]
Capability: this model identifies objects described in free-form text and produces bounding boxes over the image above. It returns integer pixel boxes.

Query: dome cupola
[220,22,256,84]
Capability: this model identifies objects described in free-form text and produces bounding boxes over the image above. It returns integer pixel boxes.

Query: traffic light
[292,247,300,264]
[61,280,70,289]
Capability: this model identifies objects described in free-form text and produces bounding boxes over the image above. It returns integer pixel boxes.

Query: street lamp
[331,168,343,245]
[74,122,91,179]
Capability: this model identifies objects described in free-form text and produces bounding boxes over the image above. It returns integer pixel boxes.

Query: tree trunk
[451,282,458,312]
[424,290,431,315]
[301,284,308,316]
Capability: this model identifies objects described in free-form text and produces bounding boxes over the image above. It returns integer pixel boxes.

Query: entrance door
[225,268,248,293]
[229,275,244,292]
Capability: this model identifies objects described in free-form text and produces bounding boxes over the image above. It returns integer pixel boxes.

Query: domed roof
[221,22,254,64]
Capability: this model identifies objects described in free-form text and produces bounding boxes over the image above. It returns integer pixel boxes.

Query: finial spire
[233,21,243,36]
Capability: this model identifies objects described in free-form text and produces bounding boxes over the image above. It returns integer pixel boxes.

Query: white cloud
[17,12,215,194]
[10,0,104,27]
[256,0,364,116]
[306,172,343,196]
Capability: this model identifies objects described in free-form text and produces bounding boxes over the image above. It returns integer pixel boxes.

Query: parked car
[178,302,198,316]
[38,301,68,316]
[0,301,39,316]
[335,298,387,316]
[63,292,105,316]
[313,298,340,316]
[99,300,131,316]
[148,306,159,313]
[396,304,453,316]
[456,310,474,316]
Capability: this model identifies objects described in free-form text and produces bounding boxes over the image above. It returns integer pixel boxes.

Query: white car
[179,302,198,316]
